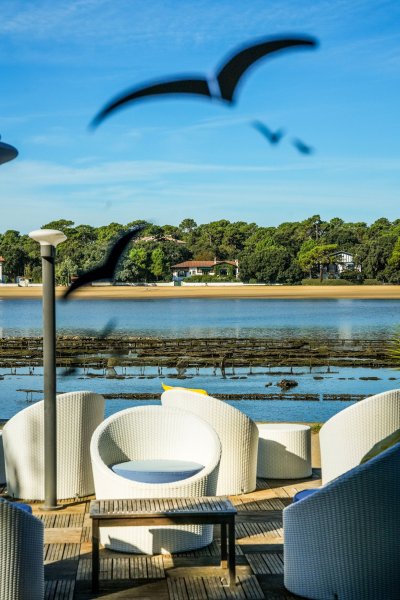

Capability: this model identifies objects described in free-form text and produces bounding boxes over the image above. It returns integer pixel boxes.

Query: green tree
[388,237,400,270]
[128,246,150,282]
[298,243,338,281]
[179,218,197,235]
[150,247,166,280]
[239,237,291,283]
[0,230,29,281]
[360,236,396,280]
[96,222,126,243]
[55,257,79,286]
[41,219,75,233]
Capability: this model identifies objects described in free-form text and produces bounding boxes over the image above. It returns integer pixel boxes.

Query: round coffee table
[257,423,312,479]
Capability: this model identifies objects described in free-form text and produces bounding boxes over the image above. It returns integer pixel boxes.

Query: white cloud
[1,158,319,189]
[1,151,399,233]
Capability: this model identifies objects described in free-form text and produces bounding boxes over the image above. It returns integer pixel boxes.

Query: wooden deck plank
[147,555,165,579]
[167,577,188,600]
[130,556,148,579]
[112,557,130,580]
[44,579,58,600]
[77,559,91,581]
[186,576,208,599]
[237,574,265,599]
[45,527,82,544]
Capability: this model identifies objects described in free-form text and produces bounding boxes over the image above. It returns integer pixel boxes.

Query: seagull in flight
[292,137,314,155]
[63,225,145,299]
[252,120,285,145]
[90,35,318,128]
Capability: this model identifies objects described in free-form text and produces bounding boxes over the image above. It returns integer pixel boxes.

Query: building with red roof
[171,259,239,281]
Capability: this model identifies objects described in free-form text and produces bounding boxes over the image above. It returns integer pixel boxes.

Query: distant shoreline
[1,284,400,300]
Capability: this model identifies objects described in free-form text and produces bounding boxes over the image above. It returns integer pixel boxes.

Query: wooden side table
[90,497,237,590]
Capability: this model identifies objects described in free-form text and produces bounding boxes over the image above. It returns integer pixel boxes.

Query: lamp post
[29,229,67,510]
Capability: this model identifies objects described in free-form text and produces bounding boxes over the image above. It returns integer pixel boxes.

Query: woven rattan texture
[319,388,400,484]
[284,441,400,599]
[257,425,312,479]
[90,405,222,554]
[3,391,105,500]
[0,498,44,600]
[161,389,259,495]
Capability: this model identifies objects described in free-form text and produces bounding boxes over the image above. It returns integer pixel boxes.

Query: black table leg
[228,518,236,588]
[92,518,100,592]
[220,522,227,568]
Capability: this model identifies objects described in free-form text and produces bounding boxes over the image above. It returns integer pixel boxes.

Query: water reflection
[0,298,399,339]
[0,363,397,422]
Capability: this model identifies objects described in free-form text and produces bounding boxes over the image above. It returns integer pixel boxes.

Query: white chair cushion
[111,459,204,483]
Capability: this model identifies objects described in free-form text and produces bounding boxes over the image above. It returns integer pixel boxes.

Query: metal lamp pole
[29,229,67,510]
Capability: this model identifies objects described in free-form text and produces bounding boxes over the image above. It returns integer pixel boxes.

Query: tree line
[1,215,400,285]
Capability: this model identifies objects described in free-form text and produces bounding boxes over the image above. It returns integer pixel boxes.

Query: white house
[171,259,239,281]
[325,251,361,278]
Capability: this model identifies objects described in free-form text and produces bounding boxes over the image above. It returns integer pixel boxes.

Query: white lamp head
[0,138,18,165]
[29,229,67,247]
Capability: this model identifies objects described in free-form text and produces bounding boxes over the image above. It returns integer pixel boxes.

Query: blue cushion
[111,459,204,484]
[0,499,32,514]
[293,489,320,503]
[12,502,33,514]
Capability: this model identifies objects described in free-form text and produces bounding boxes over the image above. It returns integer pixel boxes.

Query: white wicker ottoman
[257,423,312,479]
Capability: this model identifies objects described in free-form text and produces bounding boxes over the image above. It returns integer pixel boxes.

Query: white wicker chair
[0,499,44,600]
[0,431,6,484]
[319,388,400,484]
[90,405,221,554]
[161,388,259,495]
[3,390,105,500]
[284,441,400,600]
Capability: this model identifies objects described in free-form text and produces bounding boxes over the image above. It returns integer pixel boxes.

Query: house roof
[172,260,237,268]
[0,256,4,262]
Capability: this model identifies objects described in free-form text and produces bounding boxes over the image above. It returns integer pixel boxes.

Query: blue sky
[1,0,399,232]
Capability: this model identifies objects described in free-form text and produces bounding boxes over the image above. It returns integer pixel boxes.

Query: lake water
[1,298,400,422]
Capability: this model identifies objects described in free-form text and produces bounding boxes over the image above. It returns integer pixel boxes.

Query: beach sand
[1,284,400,300]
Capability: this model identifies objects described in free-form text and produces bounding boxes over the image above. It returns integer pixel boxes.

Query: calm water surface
[1,297,400,338]
[1,298,399,421]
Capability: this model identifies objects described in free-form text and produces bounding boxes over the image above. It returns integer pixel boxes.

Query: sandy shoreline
[1,284,400,300]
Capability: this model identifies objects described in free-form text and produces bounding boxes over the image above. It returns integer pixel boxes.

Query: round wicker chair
[284,442,400,599]
[3,391,105,500]
[0,499,44,600]
[90,405,221,554]
[161,388,259,495]
[319,388,400,484]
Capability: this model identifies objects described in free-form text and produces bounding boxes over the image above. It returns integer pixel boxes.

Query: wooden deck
[1,470,321,599]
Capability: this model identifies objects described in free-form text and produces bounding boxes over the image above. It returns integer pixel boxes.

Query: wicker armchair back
[161,388,259,495]
[3,391,105,500]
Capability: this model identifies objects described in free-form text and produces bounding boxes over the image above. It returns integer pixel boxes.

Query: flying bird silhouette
[90,35,318,128]
[292,137,314,155]
[60,366,78,377]
[60,319,117,376]
[252,120,285,145]
[63,225,145,299]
